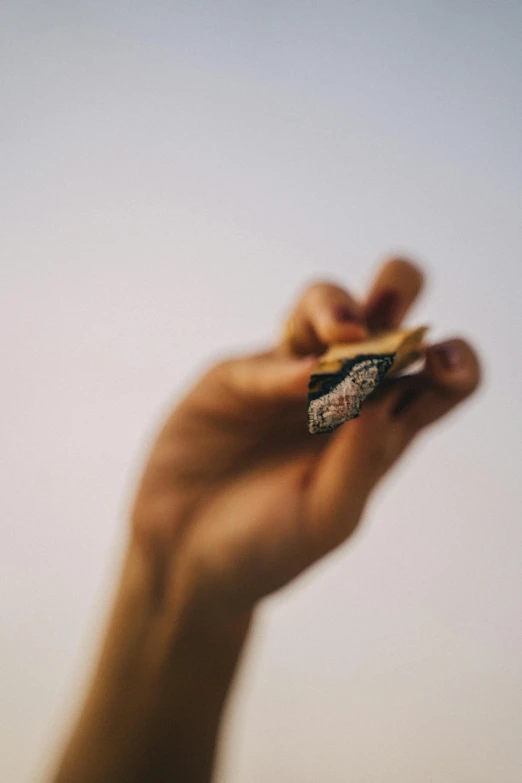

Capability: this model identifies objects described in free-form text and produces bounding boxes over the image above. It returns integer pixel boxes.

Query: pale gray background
[1,2,521,781]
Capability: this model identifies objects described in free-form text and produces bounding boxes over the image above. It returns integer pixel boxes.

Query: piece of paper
[307,326,428,435]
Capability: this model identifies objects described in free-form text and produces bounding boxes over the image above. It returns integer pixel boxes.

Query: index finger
[279,280,368,356]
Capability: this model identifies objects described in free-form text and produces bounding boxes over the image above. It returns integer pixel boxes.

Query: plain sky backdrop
[2,2,521,781]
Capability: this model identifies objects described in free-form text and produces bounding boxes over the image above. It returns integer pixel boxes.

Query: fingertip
[365,256,426,331]
[384,256,426,290]
[318,305,368,344]
[332,321,368,342]
[426,338,482,394]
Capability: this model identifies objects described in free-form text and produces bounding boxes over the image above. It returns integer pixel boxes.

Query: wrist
[96,536,253,714]
[53,538,253,783]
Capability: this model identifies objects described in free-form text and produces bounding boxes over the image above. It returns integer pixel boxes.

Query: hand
[131,258,481,618]
[53,258,481,783]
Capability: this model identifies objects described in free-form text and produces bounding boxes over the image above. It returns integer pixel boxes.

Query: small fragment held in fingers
[307,326,428,434]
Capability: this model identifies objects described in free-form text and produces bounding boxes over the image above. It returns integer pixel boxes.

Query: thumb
[211,351,318,404]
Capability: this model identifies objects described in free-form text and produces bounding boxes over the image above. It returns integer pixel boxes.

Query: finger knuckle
[205,356,236,384]
[302,278,345,302]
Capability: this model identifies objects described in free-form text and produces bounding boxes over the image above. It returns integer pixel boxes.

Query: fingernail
[433,342,464,371]
[367,289,401,331]
[334,304,361,324]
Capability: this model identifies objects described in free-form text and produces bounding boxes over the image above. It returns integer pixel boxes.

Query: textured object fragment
[307,326,428,434]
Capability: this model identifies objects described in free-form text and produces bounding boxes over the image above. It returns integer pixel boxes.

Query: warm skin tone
[52,259,481,783]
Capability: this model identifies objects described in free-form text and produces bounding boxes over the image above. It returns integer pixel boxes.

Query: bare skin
[52,259,481,783]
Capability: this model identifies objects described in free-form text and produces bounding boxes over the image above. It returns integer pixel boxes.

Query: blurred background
[1,2,521,781]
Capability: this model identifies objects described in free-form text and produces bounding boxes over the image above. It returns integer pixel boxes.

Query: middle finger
[365,257,425,332]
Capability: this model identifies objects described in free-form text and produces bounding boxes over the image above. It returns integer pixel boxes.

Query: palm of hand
[133,369,345,607]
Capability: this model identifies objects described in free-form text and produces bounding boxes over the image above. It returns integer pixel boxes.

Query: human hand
[131,258,481,619]
[52,258,481,783]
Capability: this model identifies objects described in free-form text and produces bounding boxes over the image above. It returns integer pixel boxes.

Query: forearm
[52,540,252,783]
